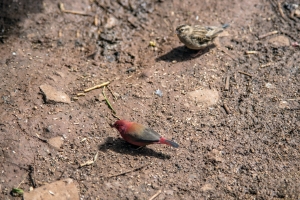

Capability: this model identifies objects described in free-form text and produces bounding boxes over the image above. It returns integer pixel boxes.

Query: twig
[29,165,37,188]
[260,62,273,68]
[84,81,110,92]
[258,31,278,39]
[33,135,48,143]
[277,0,287,20]
[77,93,86,96]
[163,18,173,32]
[225,75,230,91]
[220,49,237,61]
[107,164,149,178]
[59,3,92,16]
[93,151,99,162]
[57,170,66,180]
[80,160,95,168]
[13,114,49,143]
[286,97,300,101]
[17,172,29,188]
[149,190,162,200]
[79,152,99,168]
[103,87,116,114]
[238,71,252,77]
[223,103,230,114]
[245,51,259,54]
[94,15,99,26]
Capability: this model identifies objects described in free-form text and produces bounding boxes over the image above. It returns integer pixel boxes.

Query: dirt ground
[0,0,299,199]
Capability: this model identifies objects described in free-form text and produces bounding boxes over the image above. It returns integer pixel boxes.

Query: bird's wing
[132,127,161,143]
[191,25,211,43]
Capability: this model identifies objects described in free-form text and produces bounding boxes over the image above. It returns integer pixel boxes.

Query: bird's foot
[135,146,145,151]
[191,50,204,58]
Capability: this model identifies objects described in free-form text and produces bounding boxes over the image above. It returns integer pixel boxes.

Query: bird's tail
[160,138,179,148]
[205,27,224,39]
[222,24,230,29]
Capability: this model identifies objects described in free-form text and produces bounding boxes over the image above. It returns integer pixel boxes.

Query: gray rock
[23,178,79,200]
[188,88,219,107]
[39,84,71,104]
[47,137,64,149]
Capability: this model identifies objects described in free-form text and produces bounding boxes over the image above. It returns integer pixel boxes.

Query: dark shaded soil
[0,0,299,199]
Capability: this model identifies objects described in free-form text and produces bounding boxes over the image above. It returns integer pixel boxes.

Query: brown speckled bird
[176,24,227,50]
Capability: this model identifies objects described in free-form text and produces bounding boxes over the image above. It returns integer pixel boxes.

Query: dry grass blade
[84,81,110,92]
[238,71,253,77]
[149,190,162,200]
[225,75,230,91]
[103,86,116,114]
[258,30,278,39]
[59,2,92,16]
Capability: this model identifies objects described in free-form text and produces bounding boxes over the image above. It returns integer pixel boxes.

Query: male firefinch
[113,120,179,148]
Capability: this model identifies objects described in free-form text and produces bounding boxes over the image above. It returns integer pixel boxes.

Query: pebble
[23,178,79,200]
[39,84,71,104]
[47,137,64,149]
[188,88,219,107]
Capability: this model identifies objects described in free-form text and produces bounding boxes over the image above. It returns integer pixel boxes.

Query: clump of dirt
[0,0,299,199]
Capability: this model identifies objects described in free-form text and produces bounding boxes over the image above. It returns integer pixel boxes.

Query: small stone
[104,17,117,29]
[183,103,190,108]
[104,182,113,189]
[188,88,219,107]
[295,9,300,18]
[164,189,173,195]
[279,101,289,109]
[151,183,159,190]
[23,178,79,200]
[201,183,214,191]
[268,35,290,46]
[155,89,163,97]
[265,83,274,88]
[47,137,64,149]
[39,84,71,104]
[207,149,224,162]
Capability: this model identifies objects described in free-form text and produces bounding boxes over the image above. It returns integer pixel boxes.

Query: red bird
[113,120,179,148]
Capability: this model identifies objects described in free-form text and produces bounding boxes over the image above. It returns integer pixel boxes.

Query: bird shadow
[98,137,171,160]
[156,45,214,62]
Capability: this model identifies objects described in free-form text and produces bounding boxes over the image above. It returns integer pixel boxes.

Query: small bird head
[112,120,128,133]
[176,25,193,36]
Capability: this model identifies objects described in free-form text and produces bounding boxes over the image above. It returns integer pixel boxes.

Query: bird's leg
[135,146,145,150]
[191,50,204,58]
